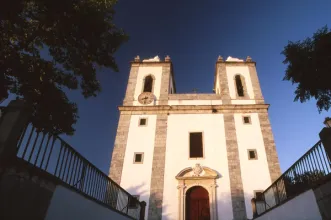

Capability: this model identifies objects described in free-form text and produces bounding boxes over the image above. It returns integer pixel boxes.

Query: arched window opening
[235,75,244,97]
[143,75,153,92]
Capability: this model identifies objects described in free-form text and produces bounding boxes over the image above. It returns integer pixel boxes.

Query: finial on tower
[217,56,223,62]
[246,56,252,62]
[134,55,140,62]
[165,55,171,62]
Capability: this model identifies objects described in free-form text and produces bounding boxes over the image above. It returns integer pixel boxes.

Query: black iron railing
[255,140,331,216]
[16,123,141,219]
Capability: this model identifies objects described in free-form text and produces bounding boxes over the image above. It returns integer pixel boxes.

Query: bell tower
[123,55,176,106]
[214,56,264,104]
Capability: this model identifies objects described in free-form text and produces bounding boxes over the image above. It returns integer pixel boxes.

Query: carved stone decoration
[246,56,252,62]
[192,163,203,176]
[217,55,223,62]
[165,55,171,62]
[176,166,219,220]
[134,55,140,62]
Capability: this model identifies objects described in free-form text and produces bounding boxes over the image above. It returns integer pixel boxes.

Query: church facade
[109,55,281,220]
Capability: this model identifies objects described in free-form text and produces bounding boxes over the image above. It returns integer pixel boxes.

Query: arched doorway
[186,186,210,220]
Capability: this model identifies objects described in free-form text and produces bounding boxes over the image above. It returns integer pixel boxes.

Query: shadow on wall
[124,183,257,220]
[160,188,255,220]
[124,183,170,220]
[216,191,258,220]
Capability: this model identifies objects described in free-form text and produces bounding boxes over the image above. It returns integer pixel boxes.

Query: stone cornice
[130,61,172,67]
[118,104,270,114]
[216,61,256,66]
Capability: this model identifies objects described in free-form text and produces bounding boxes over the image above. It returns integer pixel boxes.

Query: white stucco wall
[255,190,322,220]
[162,114,233,220]
[226,66,255,99]
[120,114,157,216]
[234,113,272,219]
[45,186,131,220]
[168,100,223,105]
[134,66,163,106]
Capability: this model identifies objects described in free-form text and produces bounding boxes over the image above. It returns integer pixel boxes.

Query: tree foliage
[283,170,325,198]
[282,26,331,112]
[0,0,128,135]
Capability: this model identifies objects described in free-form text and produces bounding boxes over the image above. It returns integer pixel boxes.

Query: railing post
[139,201,146,220]
[319,127,331,161]
[251,198,258,218]
[0,100,31,165]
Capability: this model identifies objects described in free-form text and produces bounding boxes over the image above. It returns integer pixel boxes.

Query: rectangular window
[139,118,147,126]
[254,191,264,201]
[133,153,144,163]
[243,116,251,124]
[248,149,258,160]
[189,132,203,158]
[129,195,140,209]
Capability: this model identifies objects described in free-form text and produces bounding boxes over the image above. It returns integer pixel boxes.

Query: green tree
[283,170,325,198]
[0,0,128,135]
[282,26,331,112]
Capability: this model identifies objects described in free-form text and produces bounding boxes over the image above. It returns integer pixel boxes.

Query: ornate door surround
[176,164,219,220]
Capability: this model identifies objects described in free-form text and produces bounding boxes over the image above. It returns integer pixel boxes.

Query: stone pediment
[175,164,218,180]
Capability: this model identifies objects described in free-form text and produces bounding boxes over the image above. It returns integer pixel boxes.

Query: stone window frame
[188,131,205,160]
[138,117,148,127]
[133,152,144,164]
[242,115,252,124]
[247,149,258,160]
[141,74,156,93]
[176,165,219,220]
[233,74,249,99]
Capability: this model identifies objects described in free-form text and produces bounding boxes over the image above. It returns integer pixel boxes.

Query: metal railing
[16,123,142,219]
[255,140,331,216]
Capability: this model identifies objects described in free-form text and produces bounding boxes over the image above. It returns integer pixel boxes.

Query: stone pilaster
[248,63,264,104]
[158,64,171,105]
[148,114,168,219]
[109,114,131,184]
[217,63,231,104]
[123,64,139,106]
[258,112,281,182]
[224,114,247,220]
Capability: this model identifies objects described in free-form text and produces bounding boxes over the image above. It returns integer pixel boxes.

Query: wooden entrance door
[186,186,210,220]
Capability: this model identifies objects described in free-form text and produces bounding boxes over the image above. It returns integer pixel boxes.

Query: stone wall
[314,176,331,220]
[148,114,168,219]
[248,64,264,104]
[0,165,56,220]
[224,114,247,220]
[123,64,139,106]
[258,113,281,182]
[159,65,171,105]
[216,62,231,104]
[109,114,131,184]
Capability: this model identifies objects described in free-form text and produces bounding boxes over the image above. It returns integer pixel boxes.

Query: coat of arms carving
[192,163,203,176]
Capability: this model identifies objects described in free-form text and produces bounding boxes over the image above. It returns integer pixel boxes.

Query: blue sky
[4,0,331,175]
